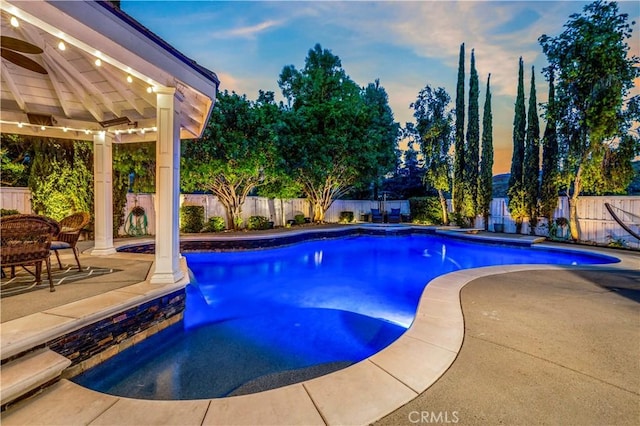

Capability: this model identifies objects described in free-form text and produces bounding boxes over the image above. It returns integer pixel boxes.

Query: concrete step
[1,348,71,406]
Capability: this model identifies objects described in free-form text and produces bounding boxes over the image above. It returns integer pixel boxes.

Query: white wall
[2,186,638,248]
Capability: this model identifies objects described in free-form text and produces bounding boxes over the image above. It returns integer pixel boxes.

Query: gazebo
[0,0,219,284]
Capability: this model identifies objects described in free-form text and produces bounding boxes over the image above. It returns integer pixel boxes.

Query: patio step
[1,348,71,407]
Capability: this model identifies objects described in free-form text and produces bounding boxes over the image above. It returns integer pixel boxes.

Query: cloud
[207,19,284,40]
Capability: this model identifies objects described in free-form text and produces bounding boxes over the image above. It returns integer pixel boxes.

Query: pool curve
[74,227,620,400]
[3,225,637,426]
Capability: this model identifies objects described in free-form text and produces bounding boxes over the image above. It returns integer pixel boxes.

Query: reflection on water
[73,234,616,400]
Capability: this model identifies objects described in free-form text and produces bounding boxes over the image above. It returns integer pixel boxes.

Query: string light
[95,58,102,66]
[146,86,153,93]
[58,40,66,51]
[126,75,133,83]
[10,16,19,27]
[0,120,158,137]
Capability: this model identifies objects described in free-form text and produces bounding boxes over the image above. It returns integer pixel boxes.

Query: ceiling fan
[1,35,47,74]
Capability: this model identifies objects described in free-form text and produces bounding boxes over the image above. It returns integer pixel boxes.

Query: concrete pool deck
[1,226,639,425]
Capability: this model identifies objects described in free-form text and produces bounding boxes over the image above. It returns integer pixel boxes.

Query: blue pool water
[73,235,617,399]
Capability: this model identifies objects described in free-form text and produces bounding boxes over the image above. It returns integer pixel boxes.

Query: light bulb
[95,58,102,66]
[10,16,19,27]
[58,41,66,51]
[126,75,133,83]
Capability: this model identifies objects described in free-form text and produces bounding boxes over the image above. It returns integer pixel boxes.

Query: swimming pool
[73,234,617,399]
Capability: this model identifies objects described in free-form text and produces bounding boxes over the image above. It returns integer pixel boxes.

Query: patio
[1,228,638,425]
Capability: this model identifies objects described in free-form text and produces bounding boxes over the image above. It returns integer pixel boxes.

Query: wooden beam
[0,65,28,112]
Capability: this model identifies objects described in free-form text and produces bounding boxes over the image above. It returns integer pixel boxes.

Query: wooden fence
[2,187,638,248]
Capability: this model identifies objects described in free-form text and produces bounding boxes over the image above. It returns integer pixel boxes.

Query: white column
[150,87,184,284]
[91,132,116,255]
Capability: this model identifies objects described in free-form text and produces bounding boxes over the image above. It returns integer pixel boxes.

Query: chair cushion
[50,241,71,250]
[391,208,400,214]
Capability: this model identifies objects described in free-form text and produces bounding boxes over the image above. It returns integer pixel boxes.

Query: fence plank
[3,187,637,247]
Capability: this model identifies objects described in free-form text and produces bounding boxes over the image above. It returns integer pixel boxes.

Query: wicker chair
[50,212,90,271]
[1,214,61,292]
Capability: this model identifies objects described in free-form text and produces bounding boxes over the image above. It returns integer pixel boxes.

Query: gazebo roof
[0,0,219,142]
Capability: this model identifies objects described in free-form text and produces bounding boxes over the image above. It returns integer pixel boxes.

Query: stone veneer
[47,289,186,378]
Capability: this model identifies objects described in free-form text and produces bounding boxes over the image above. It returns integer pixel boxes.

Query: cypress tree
[539,69,559,225]
[507,57,527,233]
[463,48,480,222]
[453,43,465,217]
[478,74,493,231]
[523,66,540,234]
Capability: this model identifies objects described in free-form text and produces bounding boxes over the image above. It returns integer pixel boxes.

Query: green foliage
[409,197,443,225]
[358,79,400,199]
[202,216,226,232]
[540,72,560,221]
[462,49,480,219]
[508,57,527,230]
[112,142,155,235]
[606,235,628,248]
[279,44,398,222]
[294,214,306,225]
[408,84,453,225]
[0,147,26,186]
[507,184,528,233]
[339,211,354,223]
[478,75,494,229]
[28,140,93,222]
[182,90,278,230]
[1,209,20,216]
[180,205,204,233]
[247,215,271,230]
[0,133,31,187]
[381,144,428,200]
[453,43,466,215]
[523,66,541,233]
[539,0,639,239]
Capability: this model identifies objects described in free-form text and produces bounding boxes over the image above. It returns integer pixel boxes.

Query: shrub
[409,197,443,225]
[247,215,270,230]
[339,211,354,223]
[202,216,226,232]
[180,205,204,233]
[294,214,306,225]
[0,208,20,217]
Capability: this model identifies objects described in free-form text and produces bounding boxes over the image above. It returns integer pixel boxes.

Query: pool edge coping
[2,231,638,425]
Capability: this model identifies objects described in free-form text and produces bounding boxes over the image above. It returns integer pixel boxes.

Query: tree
[0,134,30,187]
[507,57,527,233]
[539,70,560,224]
[358,79,400,200]
[28,140,93,221]
[181,90,277,230]
[453,43,466,216]
[523,66,540,234]
[278,44,395,222]
[478,74,494,231]
[462,48,480,221]
[410,85,453,225]
[539,0,640,240]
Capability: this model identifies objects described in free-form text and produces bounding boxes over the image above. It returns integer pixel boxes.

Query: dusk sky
[122,1,639,175]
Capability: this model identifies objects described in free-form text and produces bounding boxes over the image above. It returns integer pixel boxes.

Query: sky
[122,0,639,175]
